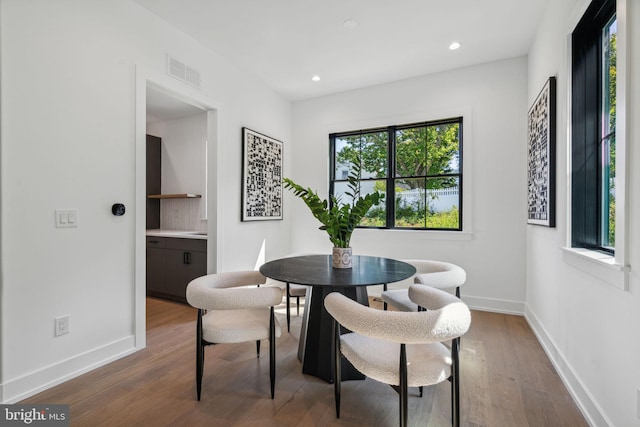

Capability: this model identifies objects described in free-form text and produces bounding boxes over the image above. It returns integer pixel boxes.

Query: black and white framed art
[527,76,556,227]
[242,127,283,221]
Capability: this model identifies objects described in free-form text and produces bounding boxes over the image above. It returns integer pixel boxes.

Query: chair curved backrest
[381,260,466,312]
[325,285,470,344]
[187,270,282,311]
[404,259,466,290]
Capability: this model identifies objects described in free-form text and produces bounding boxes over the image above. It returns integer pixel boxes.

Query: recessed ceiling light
[449,42,461,50]
[343,19,358,30]
[312,75,321,82]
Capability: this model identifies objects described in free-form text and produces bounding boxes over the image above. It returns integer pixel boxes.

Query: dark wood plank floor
[21,297,588,426]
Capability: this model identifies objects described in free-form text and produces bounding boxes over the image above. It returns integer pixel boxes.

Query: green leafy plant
[283,161,383,248]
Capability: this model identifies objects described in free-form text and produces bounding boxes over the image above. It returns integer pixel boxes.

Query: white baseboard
[368,287,526,316]
[462,295,525,315]
[2,335,138,404]
[524,305,612,427]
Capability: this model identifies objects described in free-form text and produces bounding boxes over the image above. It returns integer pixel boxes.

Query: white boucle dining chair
[381,260,466,312]
[325,285,471,427]
[186,271,282,401]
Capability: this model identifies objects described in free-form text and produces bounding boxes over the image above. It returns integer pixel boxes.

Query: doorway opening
[135,68,219,348]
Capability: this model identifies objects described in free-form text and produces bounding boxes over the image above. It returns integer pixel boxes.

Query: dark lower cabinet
[146,236,207,303]
[146,238,167,294]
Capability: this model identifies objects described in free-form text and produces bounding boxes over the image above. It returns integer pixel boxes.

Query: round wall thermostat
[112,203,126,216]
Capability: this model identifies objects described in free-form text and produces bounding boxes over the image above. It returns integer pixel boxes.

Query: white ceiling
[146,85,206,124]
[135,0,549,101]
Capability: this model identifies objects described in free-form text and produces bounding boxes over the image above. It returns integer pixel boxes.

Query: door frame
[134,66,219,348]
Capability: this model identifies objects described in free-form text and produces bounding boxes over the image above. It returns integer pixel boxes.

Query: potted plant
[283,161,383,268]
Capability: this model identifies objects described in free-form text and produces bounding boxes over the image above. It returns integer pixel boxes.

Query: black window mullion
[457,118,464,231]
[328,134,336,207]
[387,126,396,228]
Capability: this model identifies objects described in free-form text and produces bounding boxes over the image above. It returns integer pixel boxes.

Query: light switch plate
[56,209,78,228]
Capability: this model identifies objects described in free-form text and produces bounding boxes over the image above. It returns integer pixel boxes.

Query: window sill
[360,228,473,241]
[562,247,629,291]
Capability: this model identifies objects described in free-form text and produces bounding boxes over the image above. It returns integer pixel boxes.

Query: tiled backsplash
[160,198,207,232]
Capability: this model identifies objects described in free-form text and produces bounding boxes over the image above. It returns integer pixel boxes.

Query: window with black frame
[571,0,616,253]
[329,117,462,231]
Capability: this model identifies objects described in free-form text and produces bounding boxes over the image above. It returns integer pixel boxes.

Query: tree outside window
[601,16,616,248]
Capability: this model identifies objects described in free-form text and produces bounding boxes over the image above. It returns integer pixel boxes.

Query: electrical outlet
[55,316,70,336]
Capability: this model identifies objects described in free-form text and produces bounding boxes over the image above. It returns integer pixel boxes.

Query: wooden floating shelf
[147,194,201,199]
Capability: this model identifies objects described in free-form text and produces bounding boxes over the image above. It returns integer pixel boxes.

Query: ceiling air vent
[166,54,201,89]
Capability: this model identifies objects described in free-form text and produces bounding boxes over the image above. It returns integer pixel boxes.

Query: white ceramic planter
[332,247,353,268]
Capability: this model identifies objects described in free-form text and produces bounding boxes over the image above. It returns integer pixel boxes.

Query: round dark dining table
[260,254,416,382]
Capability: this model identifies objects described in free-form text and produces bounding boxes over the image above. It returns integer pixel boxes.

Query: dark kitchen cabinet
[146,236,207,303]
[146,237,166,295]
[146,135,161,229]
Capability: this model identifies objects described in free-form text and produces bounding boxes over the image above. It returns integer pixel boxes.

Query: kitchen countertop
[146,229,207,240]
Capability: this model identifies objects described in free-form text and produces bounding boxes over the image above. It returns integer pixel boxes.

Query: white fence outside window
[397,188,458,212]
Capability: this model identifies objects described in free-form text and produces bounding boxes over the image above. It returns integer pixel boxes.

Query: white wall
[148,113,207,231]
[0,0,291,402]
[291,57,529,313]
[526,0,640,426]
[148,113,206,197]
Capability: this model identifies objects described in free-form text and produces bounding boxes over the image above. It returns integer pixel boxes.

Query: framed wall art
[527,76,556,227]
[242,127,283,221]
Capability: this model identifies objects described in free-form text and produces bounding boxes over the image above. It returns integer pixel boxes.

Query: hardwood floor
[21,297,588,426]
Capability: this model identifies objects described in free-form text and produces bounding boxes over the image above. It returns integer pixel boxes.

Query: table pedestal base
[301,286,368,383]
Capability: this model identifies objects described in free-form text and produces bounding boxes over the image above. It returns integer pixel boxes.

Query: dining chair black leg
[454,288,463,352]
[419,386,423,397]
[399,344,408,427]
[296,296,300,316]
[383,283,388,310]
[269,307,276,399]
[196,309,204,401]
[333,319,341,418]
[286,282,291,332]
[256,340,261,357]
[452,337,460,427]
